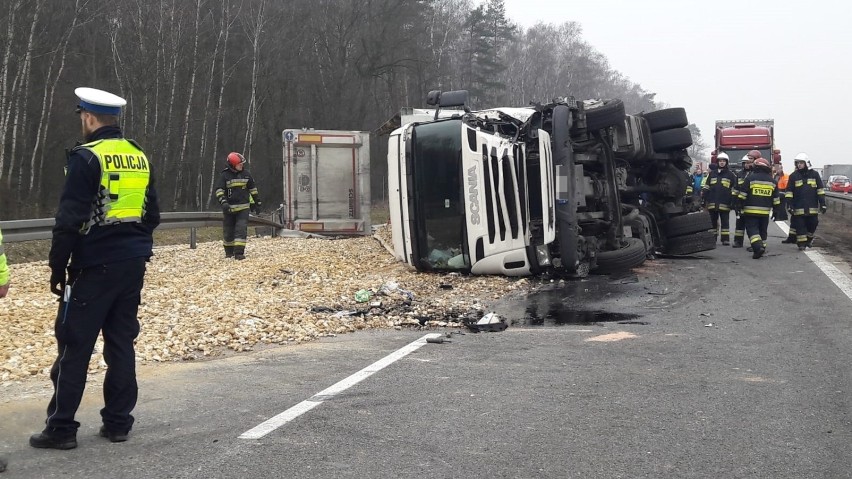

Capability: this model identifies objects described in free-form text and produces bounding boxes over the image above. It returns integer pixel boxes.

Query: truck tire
[665,212,713,238]
[651,127,693,152]
[594,237,647,274]
[664,230,717,255]
[585,99,626,131]
[641,108,688,132]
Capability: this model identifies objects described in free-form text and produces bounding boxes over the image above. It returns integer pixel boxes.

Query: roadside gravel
[0,228,532,385]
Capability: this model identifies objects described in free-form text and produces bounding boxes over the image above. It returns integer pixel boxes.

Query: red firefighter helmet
[227,152,245,168]
[747,149,761,159]
[753,157,771,170]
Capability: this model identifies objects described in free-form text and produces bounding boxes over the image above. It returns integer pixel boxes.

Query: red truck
[711,119,781,174]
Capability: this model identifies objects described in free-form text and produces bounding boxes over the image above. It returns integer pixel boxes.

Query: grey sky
[503,0,852,171]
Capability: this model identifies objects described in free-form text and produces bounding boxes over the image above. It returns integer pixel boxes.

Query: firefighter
[702,153,737,245]
[734,157,780,259]
[786,152,826,250]
[214,152,261,260]
[732,151,758,247]
[31,87,160,450]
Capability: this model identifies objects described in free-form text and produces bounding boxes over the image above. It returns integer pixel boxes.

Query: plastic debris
[466,312,508,333]
[426,337,451,344]
[354,289,373,303]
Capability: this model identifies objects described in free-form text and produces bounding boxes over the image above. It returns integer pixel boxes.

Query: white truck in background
[386,90,714,277]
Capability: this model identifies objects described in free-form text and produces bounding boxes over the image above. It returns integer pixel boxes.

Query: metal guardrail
[826,192,852,220]
[0,212,287,243]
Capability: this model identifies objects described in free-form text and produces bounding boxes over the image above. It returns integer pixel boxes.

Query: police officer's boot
[224,246,234,258]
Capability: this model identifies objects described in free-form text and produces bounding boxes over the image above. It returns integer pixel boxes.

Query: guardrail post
[190,227,197,249]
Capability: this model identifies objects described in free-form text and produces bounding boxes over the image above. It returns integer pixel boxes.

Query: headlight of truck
[535,245,551,267]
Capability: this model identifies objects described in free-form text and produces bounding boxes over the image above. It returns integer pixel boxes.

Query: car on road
[828,175,852,193]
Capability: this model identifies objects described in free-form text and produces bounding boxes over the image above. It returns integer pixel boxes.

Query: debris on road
[0,230,532,384]
[466,312,508,333]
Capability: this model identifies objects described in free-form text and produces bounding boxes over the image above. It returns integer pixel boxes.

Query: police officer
[30,87,160,450]
[786,152,826,250]
[731,151,759,248]
[702,153,737,245]
[214,152,261,260]
[0,228,8,469]
[734,157,780,259]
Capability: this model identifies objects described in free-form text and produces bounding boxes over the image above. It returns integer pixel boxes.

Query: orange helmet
[753,157,770,170]
[748,149,761,159]
[227,152,245,168]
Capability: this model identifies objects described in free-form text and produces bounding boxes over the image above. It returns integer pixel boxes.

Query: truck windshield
[411,119,470,271]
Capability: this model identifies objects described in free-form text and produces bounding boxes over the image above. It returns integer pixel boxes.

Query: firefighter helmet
[748,149,761,159]
[227,152,245,168]
[753,157,771,170]
[741,155,750,164]
[717,152,729,161]
[794,152,809,163]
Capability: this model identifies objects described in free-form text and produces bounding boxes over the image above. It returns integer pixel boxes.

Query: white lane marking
[775,220,852,303]
[239,333,441,439]
[805,250,852,302]
[775,220,790,236]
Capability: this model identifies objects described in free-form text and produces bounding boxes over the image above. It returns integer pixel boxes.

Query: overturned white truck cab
[387,90,714,277]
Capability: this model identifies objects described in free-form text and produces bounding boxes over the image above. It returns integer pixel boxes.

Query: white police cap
[75,87,126,115]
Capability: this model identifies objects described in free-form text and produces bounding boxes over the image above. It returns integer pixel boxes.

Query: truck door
[282,129,371,234]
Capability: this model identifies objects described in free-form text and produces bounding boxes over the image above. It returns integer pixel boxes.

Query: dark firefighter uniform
[735,167,780,259]
[214,164,261,259]
[702,162,737,244]
[786,167,826,249]
[732,164,752,247]
[43,125,160,443]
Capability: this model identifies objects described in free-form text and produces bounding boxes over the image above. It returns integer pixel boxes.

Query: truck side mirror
[426,90,441,106]
[438,90,469,108]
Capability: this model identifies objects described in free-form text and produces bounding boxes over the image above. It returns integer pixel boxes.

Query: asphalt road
[2,219,851,478]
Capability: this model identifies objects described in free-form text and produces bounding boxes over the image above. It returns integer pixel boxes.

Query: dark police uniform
[735,169,780,258]
[214,167,260,259]
[42,125,160,442]
[786,167,826,249]
[702,163,737,244]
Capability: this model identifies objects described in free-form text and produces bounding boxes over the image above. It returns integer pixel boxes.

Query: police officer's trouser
[791,214,819,246]
[708,208,731,243]
[222,209,249,257]
[45,257,146,437]
[743,215,769,252]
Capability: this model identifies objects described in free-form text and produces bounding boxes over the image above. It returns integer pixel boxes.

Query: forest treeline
[0,0,685,220]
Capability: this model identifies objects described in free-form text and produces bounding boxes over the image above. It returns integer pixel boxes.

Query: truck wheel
[594,237,647,274]
[664,230,717,255]
[585,99,626,131]
[665,212,713,238]
[651,127,693,152]
[641,108,688,132]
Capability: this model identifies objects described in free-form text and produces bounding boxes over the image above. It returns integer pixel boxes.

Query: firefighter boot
[224,246,234,258]
[752,245,765,259]
[782,234,797,244]
[234,246,246,261]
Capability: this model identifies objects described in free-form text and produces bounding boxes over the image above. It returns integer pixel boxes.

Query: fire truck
[711,119,781,174]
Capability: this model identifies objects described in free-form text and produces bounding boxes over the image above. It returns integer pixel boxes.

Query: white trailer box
[282,129,371,234]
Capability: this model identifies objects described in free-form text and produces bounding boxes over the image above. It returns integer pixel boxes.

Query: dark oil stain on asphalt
[521,304,643,327]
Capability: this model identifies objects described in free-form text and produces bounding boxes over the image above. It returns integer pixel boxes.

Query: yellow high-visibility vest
[76,138,151,232]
